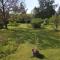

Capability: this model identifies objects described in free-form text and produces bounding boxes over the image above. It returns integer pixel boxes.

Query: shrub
[31,18,43,28]
[8,21,18,26]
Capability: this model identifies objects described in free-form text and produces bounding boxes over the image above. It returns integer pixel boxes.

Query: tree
[0,0,26,29]
[0,0,18,29]
[16,2,28,23]
[54,13,60,31]
[58,7,60,15]
[33,0,56,19]
[20,2,26,14]
[32,7,40,18]
[0,9,3,29]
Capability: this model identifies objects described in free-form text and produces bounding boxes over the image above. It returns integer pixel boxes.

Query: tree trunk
[2,0,8,29]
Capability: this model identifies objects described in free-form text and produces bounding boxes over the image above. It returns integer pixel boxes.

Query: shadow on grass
[35,53,45,59]
[31,54,45,59]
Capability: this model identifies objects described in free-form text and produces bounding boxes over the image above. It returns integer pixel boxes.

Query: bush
[16,14,31,23]
[31,18,43,28]
[8,21,18,26]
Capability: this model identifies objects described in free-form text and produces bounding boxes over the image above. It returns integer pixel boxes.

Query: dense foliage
[33,0,56,19]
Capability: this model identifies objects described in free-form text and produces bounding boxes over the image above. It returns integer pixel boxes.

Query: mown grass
[0,24,60,60]
[1,43,60,60]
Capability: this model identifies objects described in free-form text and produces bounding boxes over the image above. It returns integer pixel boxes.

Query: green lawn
[1,43,60,60]
[0,24,60,60]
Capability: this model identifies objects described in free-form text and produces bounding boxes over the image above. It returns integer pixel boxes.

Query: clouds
[55,0,60,5]
[55,0,60,11]
[25,0,39,13]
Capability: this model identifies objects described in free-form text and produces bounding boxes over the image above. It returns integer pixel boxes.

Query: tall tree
[32,7,40,18]
[33,0,56,19]
[0,0,25,29]
[20,2,26,14]
[0,0,18,29]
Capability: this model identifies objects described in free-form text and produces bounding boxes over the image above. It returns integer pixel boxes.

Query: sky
[25,0,60,13]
